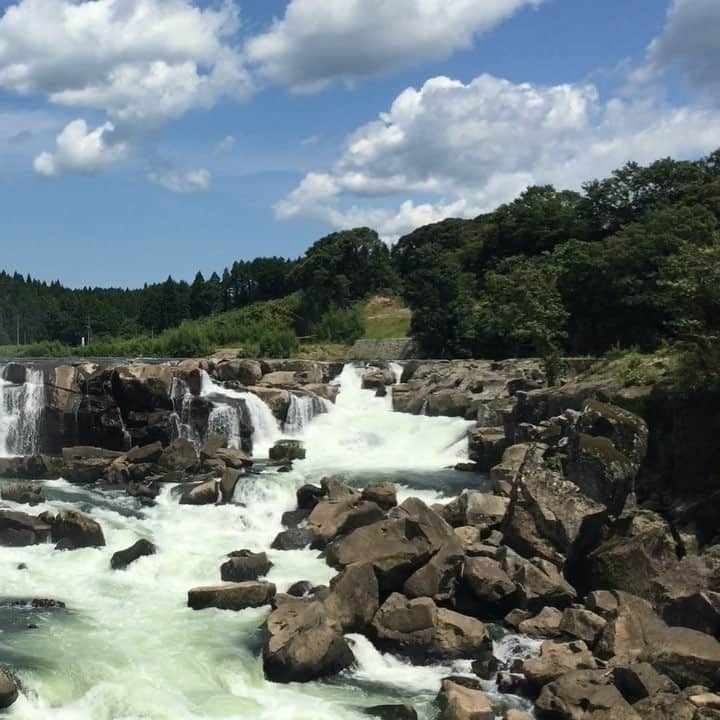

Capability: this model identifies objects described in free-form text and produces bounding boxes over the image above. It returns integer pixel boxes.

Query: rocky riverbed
[0,359,718,719]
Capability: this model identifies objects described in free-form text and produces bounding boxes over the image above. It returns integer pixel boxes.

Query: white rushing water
[0,363,531,719]
[0,368,45,458]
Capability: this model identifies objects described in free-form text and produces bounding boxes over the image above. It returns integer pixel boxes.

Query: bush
[257,326,299,358]
[310,305,365,344]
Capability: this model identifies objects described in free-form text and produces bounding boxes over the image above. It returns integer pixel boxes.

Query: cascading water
[285,393,332,435]
[169,377,202,449]
[0,367,45,457]
[0,362,536,719]
[200,371,280,455]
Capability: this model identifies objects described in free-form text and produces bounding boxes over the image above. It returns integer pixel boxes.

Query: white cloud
[33,118,126,176]
[646,0,720,100]
[0,0,253,125]
[148,167,210,192]
[277,73,720,240]
[246,0,541,92]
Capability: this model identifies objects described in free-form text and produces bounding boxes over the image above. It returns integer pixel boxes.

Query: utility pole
[85,316,92,347]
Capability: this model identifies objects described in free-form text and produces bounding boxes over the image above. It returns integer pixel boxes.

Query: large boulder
[1,482,43,505]
[522,640,597,690]
[587,511,679,599]
[188,581,276,611]
[159,438,199,473]
[437,678,493,720]
[308,496,385,547]
[0,668,18,709]
[442,490,509,530]
[468,427,508,472]
[323,562,379,632]
[179,479,219,506]
[371,593,490,662]
[461,556,517,611]
[2,362,26,384]
[220,550,271,582]
[403,536,465,602]
[50,510,105,549]
[111,539,156,570]
[111,365,174,413]
[214,359,262,386]
[262,598,354,682]
[535,669,641,720]
[0,510,52,546]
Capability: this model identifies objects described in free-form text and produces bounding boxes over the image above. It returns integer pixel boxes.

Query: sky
[0,0,719,288]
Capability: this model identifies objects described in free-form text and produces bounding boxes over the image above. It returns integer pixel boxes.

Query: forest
[2,149,719,366]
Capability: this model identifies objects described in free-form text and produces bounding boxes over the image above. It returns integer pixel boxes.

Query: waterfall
[0,367,46,457]
[200,371,280,455]
[169,377,201,449]
[285,393,332,435]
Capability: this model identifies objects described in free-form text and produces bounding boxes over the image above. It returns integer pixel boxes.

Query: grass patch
[362,296,412,339]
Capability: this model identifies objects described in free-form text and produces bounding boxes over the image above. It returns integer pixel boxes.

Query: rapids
[0,364,535,719]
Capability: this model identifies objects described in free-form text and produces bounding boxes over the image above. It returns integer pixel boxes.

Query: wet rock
[281,508,310,528]
[1,482,43,505]
[263,598,354,682]
[269,440,306,463]
[490,444,533,497]
[61,456,115,484]
[111,539,156,570]
[1,362,26,384]
[297,484,324,510]
[159,438,199,473]
[127,480,159,501]
[214,447,253,469]
[324,562,379,633]
[499,549,577,610]
[0,668,18,709]
[362,368,395,390]
[535,669,640,720]
[221,550,271,582]
[361,482,397,510]
[272,528,313,551]
[462,556,517,609]
[442,490,509,530]
[633,691,698,720]
[504,711,531,720]
[50,510,105,549]
[214,359,262,386]
[188,581,276,610]
[179,479,218,506]
[437,677,493,720]
[219,467,242,503]
[126,441,163,464]
[286,581,314,598]
[362,705,418,720]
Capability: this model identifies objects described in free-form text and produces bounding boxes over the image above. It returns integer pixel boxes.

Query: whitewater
[0,364,535,719]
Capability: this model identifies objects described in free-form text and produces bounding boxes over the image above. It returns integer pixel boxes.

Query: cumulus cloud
[247,0,541,92]
[277,73,720,240]
[148,167,210,192]
[33,119,126,176]
[0,0,253,125]
[646,0,720,100]
[213,135,236,155]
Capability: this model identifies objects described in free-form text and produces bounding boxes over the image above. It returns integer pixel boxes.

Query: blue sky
[0,0,718,287]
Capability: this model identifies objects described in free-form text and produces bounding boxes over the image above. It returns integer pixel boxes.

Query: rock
[522,640,597,690]
[633,691,698,720]
[111,539,156,570]
[588,511,678,598]
[500,550,577,610]
[188,581,275,610]
[1,482,43,505]
[371,593,489,661]
[0,668,18,709]
[362,482,397,510]
[246,387,292,421]
[690,692,720,710]
[468,427,508,472]
[559,607,607,646]
[214,359,263,386]
[219,467,242,503]
[612,663,679,702]
[269,439,306,463]
[159,438,198,473]
[535,669,641,720]
[126,441,163,464]
[323,562,379,632]
[577,399,649,465]
[462,556,517,609]
[2,362,26,384]
[51,510,105,549]
[504,711,531,720]
[287,581,314,598]
[403,536,465,602]
[297,484,324,509]
[214,447,253,469]
[61,456,115,484]
[281,508,310,528]
[518,607,564,638]
[442,490,509,529]
[362,367,395,390]
[271,528,313,550]
[502,444,608,568]
[491,444,532,497]
[308,497,385,547]
[220,550,271,582]
[179,479,218,506]
[437,677,493,720]
[263,598,354,682]
[362,705,418,720]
